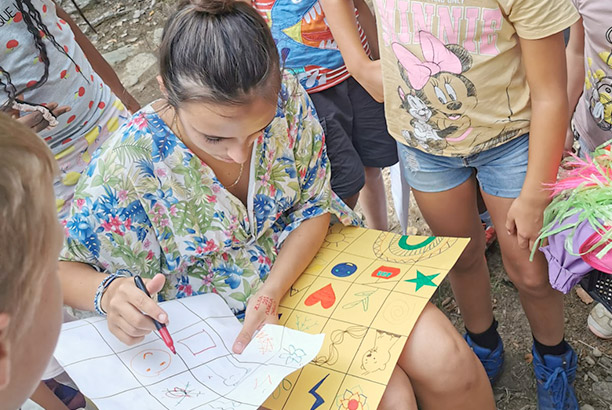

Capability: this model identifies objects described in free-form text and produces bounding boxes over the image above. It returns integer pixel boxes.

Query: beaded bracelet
[93,269,131,316]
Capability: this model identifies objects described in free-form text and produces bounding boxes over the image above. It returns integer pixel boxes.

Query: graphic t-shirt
[571,0,612,152]
[254,0,370,93]
[372,0,578,157]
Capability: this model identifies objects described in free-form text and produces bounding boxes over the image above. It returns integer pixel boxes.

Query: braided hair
[0,0,88,111]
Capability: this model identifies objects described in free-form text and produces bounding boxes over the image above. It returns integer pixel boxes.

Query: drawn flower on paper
[339,390,367,410]
[279,344,307,365]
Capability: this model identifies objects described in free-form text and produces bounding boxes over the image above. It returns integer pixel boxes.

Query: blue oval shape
[331,262,357,278]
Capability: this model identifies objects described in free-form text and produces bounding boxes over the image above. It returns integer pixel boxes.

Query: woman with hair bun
[59,1,494,408]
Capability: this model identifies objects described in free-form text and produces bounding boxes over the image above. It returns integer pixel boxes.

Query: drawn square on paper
[203,316,242,352]
[177,326,217,356]
[161,299,202,334]
[173,322,227,367]
[91,319,158,354]
[63,355,140,399]
[225,364,287,405]
[149,372,220,408]
[55,322,113,366]
[117,339,188,386]
[191,356,259,397]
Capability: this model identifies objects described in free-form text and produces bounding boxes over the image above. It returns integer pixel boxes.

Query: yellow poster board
[264,224,468,410]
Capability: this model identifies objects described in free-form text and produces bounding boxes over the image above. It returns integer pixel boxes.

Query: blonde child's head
[0,113,64,409]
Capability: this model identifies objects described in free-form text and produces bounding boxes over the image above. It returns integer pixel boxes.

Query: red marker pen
[133,275,176,354]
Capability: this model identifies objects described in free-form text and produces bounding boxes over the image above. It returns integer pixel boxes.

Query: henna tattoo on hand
[253,295,277,315]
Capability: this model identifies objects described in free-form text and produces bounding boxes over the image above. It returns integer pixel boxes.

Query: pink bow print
[392,31,462,90]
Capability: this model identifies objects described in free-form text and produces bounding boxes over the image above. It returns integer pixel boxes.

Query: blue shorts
[398,134,529,198]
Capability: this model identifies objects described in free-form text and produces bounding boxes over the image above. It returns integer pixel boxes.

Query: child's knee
[503,257,551,296]
[402,305,484,393]
[451,238,486,273]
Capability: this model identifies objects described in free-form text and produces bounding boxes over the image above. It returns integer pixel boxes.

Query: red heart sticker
[304,284,336,309]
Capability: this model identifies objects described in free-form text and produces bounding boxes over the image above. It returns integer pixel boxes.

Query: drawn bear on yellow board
[360,331,401,375]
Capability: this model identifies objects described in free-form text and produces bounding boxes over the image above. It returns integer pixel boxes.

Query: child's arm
[506,32,568,250]
[53,2,141,113]
[319,0,383,102]
[232,212,330,354]
[354,0,379,60]
[565,18,585,153]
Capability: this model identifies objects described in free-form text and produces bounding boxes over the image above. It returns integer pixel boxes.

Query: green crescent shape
[398,235,436,250]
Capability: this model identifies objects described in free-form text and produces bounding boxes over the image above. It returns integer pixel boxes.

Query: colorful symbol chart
[264,224,468,410]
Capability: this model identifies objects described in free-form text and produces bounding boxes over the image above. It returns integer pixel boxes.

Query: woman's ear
[0,313,12,390]
[157,76,168,99]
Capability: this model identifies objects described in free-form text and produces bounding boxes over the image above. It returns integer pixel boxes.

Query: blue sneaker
[532,344,578,410]
[464,333,504,384]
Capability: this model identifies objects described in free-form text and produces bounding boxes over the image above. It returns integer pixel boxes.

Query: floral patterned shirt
[60,76,360,315]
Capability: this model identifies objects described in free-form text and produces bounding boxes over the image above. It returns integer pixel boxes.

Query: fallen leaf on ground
[576,287,594,304]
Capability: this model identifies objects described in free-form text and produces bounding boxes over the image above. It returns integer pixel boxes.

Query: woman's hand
[505,192,550,251]
[232,286,281,354]
[101,273,168,345]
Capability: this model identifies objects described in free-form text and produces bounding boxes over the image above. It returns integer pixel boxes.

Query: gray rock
[60,0,96,14]
[132,10,142,20]
[581,405,595,410]
[593,381,612,402]
[600,356,612,368]
[153,27,164,47]
[585,356,596,366]
[102,45,135,66]
[122,53,157,88]
[593,347,603,358]
[588,371,599,382]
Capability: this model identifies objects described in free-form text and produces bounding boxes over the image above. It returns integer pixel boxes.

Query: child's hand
[11,102,71,132]
[232,287,280,354]
[505,192,550,251]
[101,273,168,345]
[353,60,384,103]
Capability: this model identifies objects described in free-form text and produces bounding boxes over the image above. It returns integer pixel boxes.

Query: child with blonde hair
[0,113,64,410]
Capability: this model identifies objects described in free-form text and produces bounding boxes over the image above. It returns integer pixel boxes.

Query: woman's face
[177,96,277,164]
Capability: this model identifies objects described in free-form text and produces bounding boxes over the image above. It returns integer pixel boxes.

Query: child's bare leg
[359,166,388,230]
[398,303,495,409]
[378,365,417,410]
[30,381,70,410]
[411,177,494,333]
[481,192,564,345]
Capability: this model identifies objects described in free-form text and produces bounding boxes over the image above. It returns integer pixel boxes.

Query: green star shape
[405,271,440,291]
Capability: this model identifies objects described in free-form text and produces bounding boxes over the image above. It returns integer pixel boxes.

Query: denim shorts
[398,134,529,198]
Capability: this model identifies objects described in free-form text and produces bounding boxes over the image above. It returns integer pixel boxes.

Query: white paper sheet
[53,293,324,410]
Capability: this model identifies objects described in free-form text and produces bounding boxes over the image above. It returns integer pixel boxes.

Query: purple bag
[540,213,598,294]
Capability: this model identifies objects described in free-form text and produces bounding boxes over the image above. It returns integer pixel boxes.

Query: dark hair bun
[179,0,236,14]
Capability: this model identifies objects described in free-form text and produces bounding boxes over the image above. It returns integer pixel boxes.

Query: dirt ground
[63,0,612,408]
